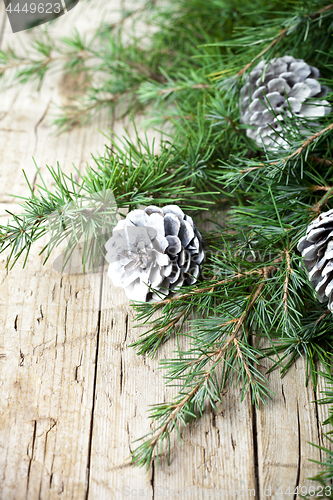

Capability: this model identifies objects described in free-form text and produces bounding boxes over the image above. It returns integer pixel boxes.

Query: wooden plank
[0,232,103,500]
[0,2,114,499]
[255,349,323,499]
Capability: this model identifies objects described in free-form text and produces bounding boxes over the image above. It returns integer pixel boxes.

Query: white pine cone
[240,55,331,149]
[297,208,333,312]
[105,205,205,302]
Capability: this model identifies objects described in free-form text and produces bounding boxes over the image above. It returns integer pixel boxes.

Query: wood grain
[0,1,331,499]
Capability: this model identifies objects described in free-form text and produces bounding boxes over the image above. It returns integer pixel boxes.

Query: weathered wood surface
[0,2,331,499]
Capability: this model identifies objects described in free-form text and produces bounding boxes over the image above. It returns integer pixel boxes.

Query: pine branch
[233,338,254,385]
[153,269,265,307]
[131,264,277,468]
[287,122,333,160]
[283,249,292,313]
[311,186,333,216]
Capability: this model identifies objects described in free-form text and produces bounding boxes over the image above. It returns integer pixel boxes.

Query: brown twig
[315,311,330,323]
[233,338,254,384]
[286,122,333,160]
[240,122,333,174]
[311,186,333,216]
[309,155,333,168]
[238,28,288,77]
[308,185,333,192]
[155,256,283,307]
[217,318,239,327]
[240,164,270,174]
[157,309,187,337]
[158,83,211,95]
[155,269,262,306]
[283,249,292,312]
[149,381,203,447]
[310,3,333,17]
[162,114,194,121]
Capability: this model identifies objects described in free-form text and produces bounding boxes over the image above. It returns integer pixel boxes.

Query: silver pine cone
[240,55,331,149]
[105,205,205,302]
[297,209,333,312]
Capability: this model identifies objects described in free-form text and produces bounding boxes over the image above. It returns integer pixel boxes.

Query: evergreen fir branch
[239,121,333,176]
[131,270,276,469]
[0,130,216,270]
[283,249,292,313]
[131,265,277,355]
[4,0,333,132]
[287,121,333,161]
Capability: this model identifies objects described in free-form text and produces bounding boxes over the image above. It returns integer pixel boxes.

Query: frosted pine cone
[105,205,204,302]
[297,209,333,312]
[240,56,331,149]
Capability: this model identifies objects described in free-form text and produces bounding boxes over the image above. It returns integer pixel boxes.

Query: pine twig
[315,311,330,324]
[241,122,333,174]
[158,83,211,95]
[233,338,254,385]
[286,122,333,160]
[310,155,333,168]
[308,185,333,192]
[237,28,288,77]
[154,269,263,307]
[283,249,292,313]
[311,186,333,216]
[156,309,187,338]
[140,264,275,456]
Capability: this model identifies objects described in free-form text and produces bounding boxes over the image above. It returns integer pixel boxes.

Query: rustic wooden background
[0,1,331,499]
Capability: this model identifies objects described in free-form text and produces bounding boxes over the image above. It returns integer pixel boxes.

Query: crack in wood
[293,402,301,500]
[119,355,124,395]
[150,460,155,500]
[19,349,24,366]
[37,305,44,324]
[43,419,57,462]
[14,314,18,331]
[85,263,104,500]
[313,384,322,461]
[26,420,37,496]
[230,434,236,451]
[211,412,220,448]
[126,421,133,454]
[75,352,83,382]
[281,383,286,406]
[64,302,68,342]
[124,313,129,343]
[251,401,260,500]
